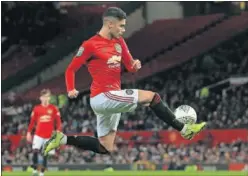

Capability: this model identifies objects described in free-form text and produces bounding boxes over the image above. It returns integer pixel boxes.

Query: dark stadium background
[1,1,248,173]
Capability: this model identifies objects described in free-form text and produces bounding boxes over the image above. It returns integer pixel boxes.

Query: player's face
[110,19,126,38]
[40,93,51,104]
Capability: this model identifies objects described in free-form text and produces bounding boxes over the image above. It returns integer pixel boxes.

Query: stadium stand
[20,12,248,100]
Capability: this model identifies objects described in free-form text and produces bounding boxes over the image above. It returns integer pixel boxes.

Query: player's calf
[138,90,206,139]
[138,90,185,131]
[66,135,110,154]
[43,132,110,156]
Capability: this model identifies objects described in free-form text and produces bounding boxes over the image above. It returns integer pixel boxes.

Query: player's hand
[26,132,32,142]
[68,89,79,98]
[132,59,141,71]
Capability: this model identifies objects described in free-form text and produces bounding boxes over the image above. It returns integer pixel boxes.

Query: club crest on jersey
[76,47,84,57]
[47,109,53,114]
[115,43,122,53]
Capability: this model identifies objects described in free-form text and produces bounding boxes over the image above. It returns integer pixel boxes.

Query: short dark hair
[40,89,51,96]
[102,7,126,20]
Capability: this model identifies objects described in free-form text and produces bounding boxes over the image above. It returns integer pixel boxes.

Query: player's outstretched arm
[119,37,141,72]
[65,42,93,98]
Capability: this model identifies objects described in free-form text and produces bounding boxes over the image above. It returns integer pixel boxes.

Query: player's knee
[99,140,115,153]
[153,92,161,102]
[138,90,156,106]
[149,92,162,106]
[98,131,117,153]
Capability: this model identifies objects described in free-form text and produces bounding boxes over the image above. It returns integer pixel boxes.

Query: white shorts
[90,89,138,137]
[32,135,55,155]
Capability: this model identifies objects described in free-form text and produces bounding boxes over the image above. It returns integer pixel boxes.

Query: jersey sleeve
[27,106,38,133]
[65,41,94,92]
[53,106,62,132]
[119,38,136,73]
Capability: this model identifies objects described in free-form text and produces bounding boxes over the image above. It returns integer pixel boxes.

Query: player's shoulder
[83,35,99,45]
[33,104,41,111]
[88,34,99,41]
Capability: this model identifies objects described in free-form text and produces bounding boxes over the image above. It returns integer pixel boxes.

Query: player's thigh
[96,112,121,138]
[95,112,121,151]
[90,89,138,114]
[32,135,46,150]
[137,89,155,106]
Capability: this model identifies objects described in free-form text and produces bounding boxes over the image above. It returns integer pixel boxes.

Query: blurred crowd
[1,2,118,80]
[2,2,62,55]
[2,136,247,165]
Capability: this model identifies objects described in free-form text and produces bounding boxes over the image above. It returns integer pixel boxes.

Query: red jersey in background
[65,34,136,97]
[27,104,62,138]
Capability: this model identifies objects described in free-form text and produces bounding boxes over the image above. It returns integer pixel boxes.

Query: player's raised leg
[47,113,122,155]
[43,89,136,156]
[43,131,110,156]
[43,107,117,157]
[137,90,206,139]
[95,113,121,152]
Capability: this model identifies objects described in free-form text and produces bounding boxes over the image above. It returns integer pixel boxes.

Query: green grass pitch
[2,171,248,176]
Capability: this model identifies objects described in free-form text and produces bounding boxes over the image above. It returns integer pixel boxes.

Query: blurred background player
[43,7,206,157]
[26,89,62,176]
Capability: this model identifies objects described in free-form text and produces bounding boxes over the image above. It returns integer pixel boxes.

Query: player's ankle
[180,124,187,134]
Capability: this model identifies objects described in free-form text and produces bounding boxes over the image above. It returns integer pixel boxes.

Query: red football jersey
[27,104,62,138]
[65,34,137,97]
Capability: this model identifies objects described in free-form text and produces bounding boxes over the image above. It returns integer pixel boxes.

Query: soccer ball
[174,105,197,124]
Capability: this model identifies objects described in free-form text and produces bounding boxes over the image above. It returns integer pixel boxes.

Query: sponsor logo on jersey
[107,55,121,68]
[40,115,51,122]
